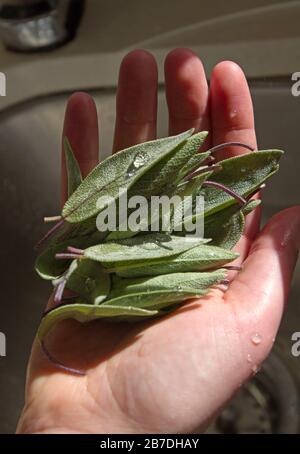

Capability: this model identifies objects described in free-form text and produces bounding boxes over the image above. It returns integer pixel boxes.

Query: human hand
[17,49,300,434]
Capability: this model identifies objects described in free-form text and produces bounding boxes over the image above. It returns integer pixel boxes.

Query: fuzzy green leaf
[37,304,158,341]
[205,199,261,249]
[62,129,194,223]
[102,290,205,310]
[205,207,244,249]
[35,229,107,280]
[173,150,282,234]
[59,259,110,305]
[203,150,283,216]
[129,131,209,198]
[109,270,226,299]
[107,245,238,277]
[84,233,209,266]
[107,170,212,242]
[176,150,211,182]
[106,134,209,241]
[171,171,212,232]
[64,137,82,197]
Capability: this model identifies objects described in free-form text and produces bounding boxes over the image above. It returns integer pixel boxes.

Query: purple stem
[53,280,66,304]
[41,341,86,377]
[67,246,84,255]
[186,164,222,181]
[55,253,83,260]
[35,219,65,250]
[203,180,247,206]
[209,142,255,154]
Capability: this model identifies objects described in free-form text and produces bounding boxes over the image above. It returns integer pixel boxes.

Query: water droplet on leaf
[127,152,149,177]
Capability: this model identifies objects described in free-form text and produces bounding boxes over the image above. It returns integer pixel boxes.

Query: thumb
[227,205,300,369]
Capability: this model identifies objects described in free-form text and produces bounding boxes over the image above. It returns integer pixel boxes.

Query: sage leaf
[205,206,245,249]
[102,290,206,310]
[64,137,82,197]
[109,270,226,298]
[107,170,212,242]
[108,245,238,277]
[128,131,209,198]
[205,199,261,249]
[176,151,211,182]
[35,128,284,350]
[106,133,209,241]
[62,129,193,223]
[171,171,212,231]
[174,150,282,234]
[60,259,110,305]
[203,150,283,216]
[84,233,209,266]
[37,304,158,341]
[35,229,107,280]
[174,171,213,200]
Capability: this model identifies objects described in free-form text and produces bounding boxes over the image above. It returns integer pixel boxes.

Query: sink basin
[0,80,299,433]
[0,0,299,435]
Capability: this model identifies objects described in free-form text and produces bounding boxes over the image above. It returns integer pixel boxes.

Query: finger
[227,206,300,368]
[210,61,260,253]
[210,61,257,160]
[164,48,210,146]
[113,50,158,153]
[61,92,99,205]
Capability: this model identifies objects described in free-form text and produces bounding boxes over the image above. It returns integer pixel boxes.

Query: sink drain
[206,351,300,434]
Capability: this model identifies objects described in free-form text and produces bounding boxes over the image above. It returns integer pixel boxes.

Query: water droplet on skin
[280,230,292,247]
[247,354,252,363]
[230,110,237,119]
[251,333,262,345]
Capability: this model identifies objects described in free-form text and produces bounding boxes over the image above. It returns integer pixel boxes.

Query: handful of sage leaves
[36,129,283,345]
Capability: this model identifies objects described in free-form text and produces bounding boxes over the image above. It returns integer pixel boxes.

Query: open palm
[17,49,300,434]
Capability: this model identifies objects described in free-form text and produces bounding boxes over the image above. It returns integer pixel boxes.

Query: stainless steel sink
[0,0,299,437]
[0,79,299,433]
